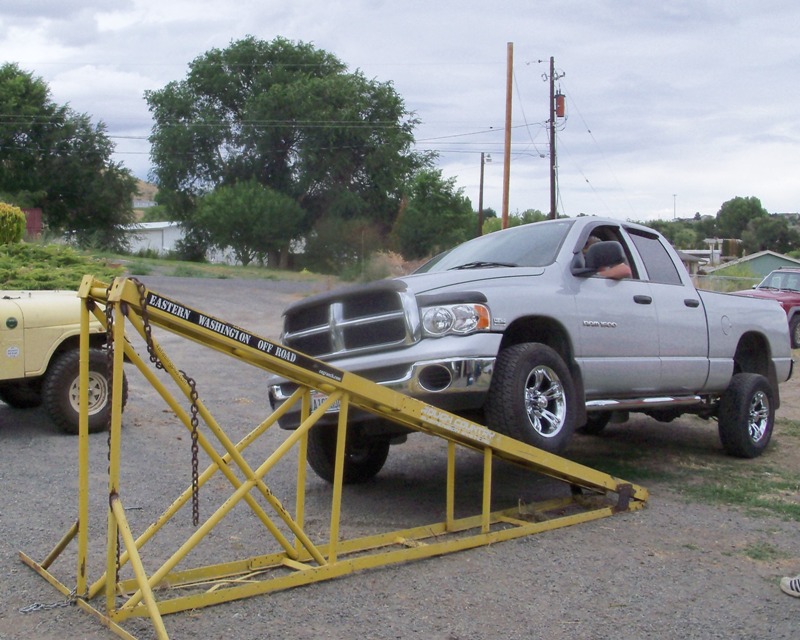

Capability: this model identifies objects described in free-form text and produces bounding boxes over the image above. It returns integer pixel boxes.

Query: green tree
[391,169,474,260]
[0,63,137,249]
[302,215,383,276]
[146,36,428,263]
[741,215,800,254]
[716,196,769,239]
[195,180,305,267]
[644,219,700,249]
[0,202,25,243]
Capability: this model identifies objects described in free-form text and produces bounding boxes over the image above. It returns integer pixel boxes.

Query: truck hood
[396,266,546,296]
[731,288,800,310]
[1,290,85,329]
[282,267,546,317]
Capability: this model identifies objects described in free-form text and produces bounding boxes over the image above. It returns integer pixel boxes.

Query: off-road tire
[790,315,800,349]
[484,343,577,452]
[578,412,611,435]
[718,372,774,458]
[306,424,390,484]
[42,348,128,434]
[0,382,43,408]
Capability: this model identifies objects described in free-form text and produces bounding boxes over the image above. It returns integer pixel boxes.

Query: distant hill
[136,180,158,201]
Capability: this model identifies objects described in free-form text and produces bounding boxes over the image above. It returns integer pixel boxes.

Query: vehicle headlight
[421,304,491,337]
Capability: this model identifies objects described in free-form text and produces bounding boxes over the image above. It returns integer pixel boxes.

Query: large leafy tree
[391,169,474,259]
[146,36,428,263]
[716,196,769,239]
[741,215,800,254]
[195,180,305,266]
[0,63,137,249]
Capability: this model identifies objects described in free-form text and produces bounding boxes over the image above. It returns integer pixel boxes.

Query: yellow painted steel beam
[18,276,648,640]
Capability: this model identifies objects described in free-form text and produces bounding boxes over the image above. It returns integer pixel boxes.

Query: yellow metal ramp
[20,276,648,640]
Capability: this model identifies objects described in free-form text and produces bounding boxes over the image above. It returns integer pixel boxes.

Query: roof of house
[703,250,800,274]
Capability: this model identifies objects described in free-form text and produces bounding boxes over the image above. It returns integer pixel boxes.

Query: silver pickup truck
[268,217,793,483]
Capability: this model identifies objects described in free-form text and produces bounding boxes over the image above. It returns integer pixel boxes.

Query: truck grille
[282,282,418,358]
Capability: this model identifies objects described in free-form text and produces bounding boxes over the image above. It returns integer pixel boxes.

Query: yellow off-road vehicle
[0,290,127,433]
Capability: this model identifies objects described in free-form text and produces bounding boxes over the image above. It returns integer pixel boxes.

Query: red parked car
[734,267,800,348]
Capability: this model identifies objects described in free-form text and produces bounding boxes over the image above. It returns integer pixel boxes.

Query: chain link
[20,589,77,613]
[103,286,122,586]
[132,278,200,526]
[104,286,114,461]
[185,374,200,526]
[132,278,163,371]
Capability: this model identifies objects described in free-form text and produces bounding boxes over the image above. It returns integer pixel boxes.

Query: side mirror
[571,240,626,277]
[585,241,625,270]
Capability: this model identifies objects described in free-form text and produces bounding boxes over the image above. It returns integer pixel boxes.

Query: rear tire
[718,373,774,458]
[790,316,800,349]
[42,348,128,434]
[306,424,390,484]
[578,412,610,435]
[484,343,577,452]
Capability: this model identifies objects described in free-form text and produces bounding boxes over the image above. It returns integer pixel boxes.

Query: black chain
[132,278,200,526]
[184,374,200,526]
[103,286,121,586]
[104,288,114,458]
[132,278,164,371]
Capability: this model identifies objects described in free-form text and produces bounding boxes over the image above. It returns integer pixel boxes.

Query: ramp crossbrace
[19,276,648,640]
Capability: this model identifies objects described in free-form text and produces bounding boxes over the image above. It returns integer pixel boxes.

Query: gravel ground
[1,276,798,640]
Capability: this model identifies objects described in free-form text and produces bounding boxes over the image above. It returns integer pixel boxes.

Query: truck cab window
[628,231,683,285]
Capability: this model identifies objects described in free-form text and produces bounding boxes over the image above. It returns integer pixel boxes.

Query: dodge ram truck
[0,290,127,433]
[268,217,793,483]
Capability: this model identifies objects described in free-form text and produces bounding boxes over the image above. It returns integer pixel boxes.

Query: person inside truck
[583,236,632,280]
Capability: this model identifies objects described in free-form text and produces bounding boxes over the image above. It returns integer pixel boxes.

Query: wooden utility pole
[477,152,486,236]
[502,42,513,229]
[549,56,557,220]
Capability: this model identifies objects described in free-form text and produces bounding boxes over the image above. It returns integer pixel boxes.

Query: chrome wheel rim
[748,390,770,443]
[523,365,566,438]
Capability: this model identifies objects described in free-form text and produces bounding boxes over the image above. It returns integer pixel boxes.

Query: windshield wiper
[449,261,518,270]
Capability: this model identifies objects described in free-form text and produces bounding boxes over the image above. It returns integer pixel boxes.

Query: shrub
[0,202,26,244]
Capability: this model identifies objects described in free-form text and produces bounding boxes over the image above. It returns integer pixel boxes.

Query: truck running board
[20,276,649,640]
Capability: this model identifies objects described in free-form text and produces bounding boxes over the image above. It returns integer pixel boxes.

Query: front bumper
[267,333,502,429]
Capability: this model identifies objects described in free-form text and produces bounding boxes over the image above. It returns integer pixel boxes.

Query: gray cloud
[2,0,799,219]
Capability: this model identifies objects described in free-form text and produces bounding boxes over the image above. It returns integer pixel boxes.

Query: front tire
[718,373,774,458]
[306,424,390,484]
[485,343,577,452]
[42,348,128,434]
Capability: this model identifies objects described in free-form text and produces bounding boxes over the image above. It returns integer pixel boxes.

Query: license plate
[312,392,340,414]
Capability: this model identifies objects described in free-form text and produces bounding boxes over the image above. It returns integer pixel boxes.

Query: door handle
[634,295,652,304]
[684,299,700,308]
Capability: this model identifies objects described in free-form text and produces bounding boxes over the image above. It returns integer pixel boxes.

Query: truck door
[626,229,709,392]
[0,298,25,380]
[574,276,662,396]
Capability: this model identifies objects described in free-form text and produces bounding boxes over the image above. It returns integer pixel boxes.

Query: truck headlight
[421,304,491,337]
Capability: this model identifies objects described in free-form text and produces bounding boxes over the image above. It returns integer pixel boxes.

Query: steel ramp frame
[20,276,648,640]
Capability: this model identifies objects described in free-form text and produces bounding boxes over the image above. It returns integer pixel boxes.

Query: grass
[0,242,124,289]
[1,242,337,290]
[742,541,791,562]
[569,416,800,522]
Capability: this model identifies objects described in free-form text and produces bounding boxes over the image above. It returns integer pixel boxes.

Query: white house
[124,221,184,255]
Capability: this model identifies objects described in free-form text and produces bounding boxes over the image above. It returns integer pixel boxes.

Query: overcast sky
[3,0,799,222]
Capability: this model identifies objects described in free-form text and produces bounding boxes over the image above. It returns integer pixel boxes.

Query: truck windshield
[415,219,574,273]
[758,271,800,292]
